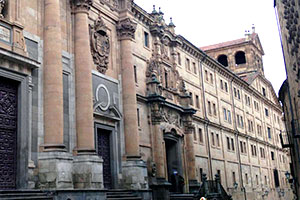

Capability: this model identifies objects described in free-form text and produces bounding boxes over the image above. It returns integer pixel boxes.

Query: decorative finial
[169,17,175,27]
[159,7,164,15]
[252,24,256,33]
[152,5,158,14]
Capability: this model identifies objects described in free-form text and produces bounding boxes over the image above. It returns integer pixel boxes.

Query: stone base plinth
[150,178,171,200]
[189,179,200,194]
[122,158,148,190]
[73,154,103,189]
[38,152,73,189]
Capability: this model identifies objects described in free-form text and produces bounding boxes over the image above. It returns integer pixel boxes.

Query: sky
[134,0,286,95]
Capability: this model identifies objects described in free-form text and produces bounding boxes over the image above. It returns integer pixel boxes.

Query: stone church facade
[0,0,293,199]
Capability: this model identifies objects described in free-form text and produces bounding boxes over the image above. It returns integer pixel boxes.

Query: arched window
[217,55,228,67]
[235,51,246,65]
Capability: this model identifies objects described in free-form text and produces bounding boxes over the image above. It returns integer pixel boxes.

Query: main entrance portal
[0,78,18,189]
[164,133,183,193]
[96,128,112,189]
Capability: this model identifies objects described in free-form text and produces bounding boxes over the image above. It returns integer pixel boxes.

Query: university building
[0,0,292,199]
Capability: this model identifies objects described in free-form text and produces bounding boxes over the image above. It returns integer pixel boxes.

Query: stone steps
[170,193,195,200]
[0,190,53,200]
[106,190,142,200]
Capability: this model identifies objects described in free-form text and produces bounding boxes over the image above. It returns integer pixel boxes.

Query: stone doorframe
[163,131,184,182]
[94,123,119,189]
[0,67,30,189]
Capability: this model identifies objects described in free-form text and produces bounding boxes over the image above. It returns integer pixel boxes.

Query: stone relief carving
[117,18,137,40]
[90,16,110,74]
[99,0,119,11]
[0,0,6,18]
[162,109,180,128]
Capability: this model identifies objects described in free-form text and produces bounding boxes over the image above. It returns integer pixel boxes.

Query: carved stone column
[70,0,103,189]
[184,114,200,193]
[150,102,171,200]
[117,18,148,190]
[38,0,73,189]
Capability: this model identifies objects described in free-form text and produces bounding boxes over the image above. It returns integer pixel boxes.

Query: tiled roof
[200,33,258,51]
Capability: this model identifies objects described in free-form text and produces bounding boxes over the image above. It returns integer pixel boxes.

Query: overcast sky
[134,0,286,95]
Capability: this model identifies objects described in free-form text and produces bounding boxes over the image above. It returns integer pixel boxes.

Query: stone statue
[0,0,6,18]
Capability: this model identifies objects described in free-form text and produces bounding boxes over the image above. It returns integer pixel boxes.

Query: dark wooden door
[0,78,18,189]
[97,128,112,189]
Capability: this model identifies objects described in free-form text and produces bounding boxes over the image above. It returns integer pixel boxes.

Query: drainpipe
[229,78,247,200]
[198,55,213,180]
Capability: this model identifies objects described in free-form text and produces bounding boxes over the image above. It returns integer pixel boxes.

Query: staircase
[0,190,53,200]
[170,193,195,200]
[106,190,142,200]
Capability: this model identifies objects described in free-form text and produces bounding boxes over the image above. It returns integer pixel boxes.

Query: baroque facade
[0,0,292,200]
[275,0,300,199]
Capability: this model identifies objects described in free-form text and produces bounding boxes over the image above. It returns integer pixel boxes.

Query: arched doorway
[164,130,183,193]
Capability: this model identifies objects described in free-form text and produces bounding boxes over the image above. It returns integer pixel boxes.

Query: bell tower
[201,25,265,78]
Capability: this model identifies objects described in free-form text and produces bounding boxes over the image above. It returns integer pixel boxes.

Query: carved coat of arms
[90,16,110,74]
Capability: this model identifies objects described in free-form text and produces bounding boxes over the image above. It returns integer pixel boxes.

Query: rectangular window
[256,175,259,186]
[208,101,212,115]
[210,73,214,84]
[227,137,230,150]
[251,145,254,156]
[228,110,231,123]
[240,141,243,153]
[225,82,228,92]
[262,87,266,96]
[205,70,209,81]
[254,145,257,156]
[264,176,267,185]
[237,114,240,127]
[257,125,261,135]
[144,32,149,47]
[234,88,237,97]
[196,95,200,109]
[216,134,220,147]
[186,58,190,71]
[243,142,247,153]
[231,138,235,151]
[137,108,140,127]
[190,92,193,106]
[237,90,241,99]
[271,151,275,160]
[223,108,227,121]
[213,103,217,116]
[199,128,203,143]
[193,129,197,141]
[267,127,271,139]
[241,116,244,128]
[178,52,181,65]
[220,79,224,90]
[245,173,249,184]
[211,132,215,146]
[134,65,138,83]
[232,172,236,185]
[193,62,197,74]
[265,108,269,117]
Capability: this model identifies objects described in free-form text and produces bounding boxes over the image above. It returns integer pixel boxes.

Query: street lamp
[233,182,238,190]
[285,171,291,180]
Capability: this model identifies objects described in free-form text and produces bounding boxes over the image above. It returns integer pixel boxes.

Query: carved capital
[0,0,6,18]
[70,0,93,12]
[117,18,137,40]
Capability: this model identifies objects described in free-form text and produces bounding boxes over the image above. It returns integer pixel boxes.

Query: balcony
[280,132,293,148]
